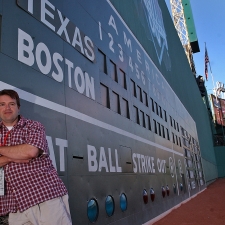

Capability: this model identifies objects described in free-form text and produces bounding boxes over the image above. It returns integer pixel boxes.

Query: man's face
[0,95,19,126]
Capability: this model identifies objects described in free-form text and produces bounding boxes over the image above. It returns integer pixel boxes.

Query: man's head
[0,89,20,107]
[0,89,20,126]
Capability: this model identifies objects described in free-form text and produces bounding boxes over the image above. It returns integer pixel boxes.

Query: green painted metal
[202,159,218,184]
[182,0,197,42]
[110,0,218,183]
[181,0,200,52]
[214,146,225,177]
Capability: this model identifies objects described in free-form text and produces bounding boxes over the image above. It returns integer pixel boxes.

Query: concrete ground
[153,178,225,225]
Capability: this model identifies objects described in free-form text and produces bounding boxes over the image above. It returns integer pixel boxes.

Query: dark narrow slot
[98,49,107,74]
[112,91,120,114]
[146,115,151,131]
[73,156,84,159]
[170,116,173,127]
[110,60,117,82]
[121,98,130,119]
[164,110,167,122]
[155,102,159,115]
[120,69,127,89]
[131,79,136,97]
[134,106,139,124]
[151,98,154,112]
[153,119,157,134]
[100,83,110,108]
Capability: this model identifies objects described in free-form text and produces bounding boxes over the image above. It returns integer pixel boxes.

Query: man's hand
[0,156,11,167]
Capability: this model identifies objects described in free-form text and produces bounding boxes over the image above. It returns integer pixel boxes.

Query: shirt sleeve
[25,122,48,153]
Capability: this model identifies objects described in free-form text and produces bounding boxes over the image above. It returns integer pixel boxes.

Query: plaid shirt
[0,116,68,215]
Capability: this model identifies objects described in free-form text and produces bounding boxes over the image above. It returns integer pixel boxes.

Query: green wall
[110,0,218,183]
[214,146,225,177]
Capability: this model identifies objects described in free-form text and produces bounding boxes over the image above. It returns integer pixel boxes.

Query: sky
[164,0,225,96]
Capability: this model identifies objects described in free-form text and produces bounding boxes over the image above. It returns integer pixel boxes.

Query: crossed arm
[0,144,40,167]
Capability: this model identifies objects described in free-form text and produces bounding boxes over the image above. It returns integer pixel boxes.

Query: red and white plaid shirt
[0,116,68,215]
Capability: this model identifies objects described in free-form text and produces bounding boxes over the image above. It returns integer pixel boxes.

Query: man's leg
[61,194,72,221]
[8,210,34,225]
[9,201,46,225]
[9,195,72,225]
[37,195,72,225]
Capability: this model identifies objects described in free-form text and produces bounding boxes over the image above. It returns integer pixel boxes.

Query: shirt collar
[0,115,26,129]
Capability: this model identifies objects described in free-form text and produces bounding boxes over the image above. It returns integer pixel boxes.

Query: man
[0,89,72,225]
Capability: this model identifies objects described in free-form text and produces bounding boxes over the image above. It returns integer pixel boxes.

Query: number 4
[129,57,133,72]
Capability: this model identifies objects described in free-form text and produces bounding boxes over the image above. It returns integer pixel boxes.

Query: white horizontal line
[0,81,183,156]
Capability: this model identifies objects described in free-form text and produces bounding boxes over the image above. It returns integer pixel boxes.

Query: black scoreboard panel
[0,0,205,224]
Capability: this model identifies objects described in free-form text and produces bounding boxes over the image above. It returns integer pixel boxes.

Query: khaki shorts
[9,195,72,225]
